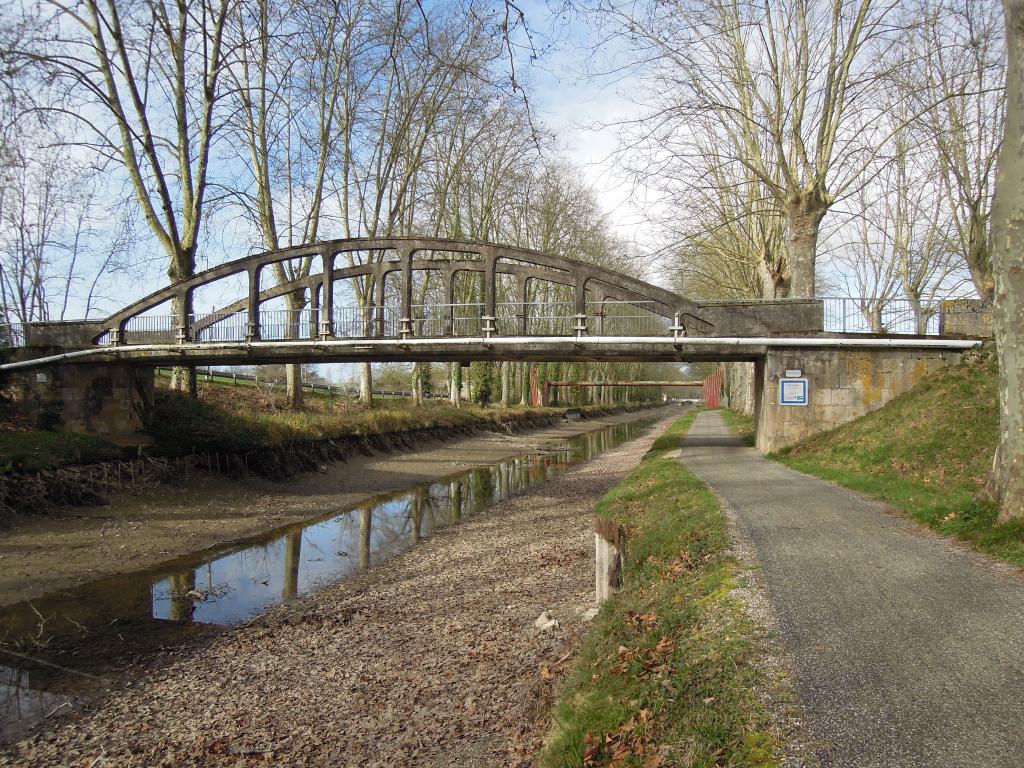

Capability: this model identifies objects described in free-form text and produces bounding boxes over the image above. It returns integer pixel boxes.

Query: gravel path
[0,412,680,768]
[680,410,1024,768]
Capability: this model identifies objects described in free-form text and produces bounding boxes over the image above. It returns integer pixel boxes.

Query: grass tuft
[541,411,782,767]
[720,408,756,446]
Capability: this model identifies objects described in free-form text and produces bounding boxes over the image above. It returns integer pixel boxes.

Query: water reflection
[0,417,654,738]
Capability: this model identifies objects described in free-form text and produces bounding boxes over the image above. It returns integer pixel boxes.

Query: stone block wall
[3,363,154,435]
[755,347,961,453]
[698,299,824,337]
[939,299,993,338]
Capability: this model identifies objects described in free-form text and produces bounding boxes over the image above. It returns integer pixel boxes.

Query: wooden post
[595,517,624,604]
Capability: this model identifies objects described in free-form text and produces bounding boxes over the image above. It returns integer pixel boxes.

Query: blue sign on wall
[779,377,809,406]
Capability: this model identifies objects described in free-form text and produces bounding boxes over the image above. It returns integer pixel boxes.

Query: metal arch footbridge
[4,237,982,369]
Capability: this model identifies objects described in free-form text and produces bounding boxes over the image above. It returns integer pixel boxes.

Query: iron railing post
[481,315,496,338]
[574,313,587,338]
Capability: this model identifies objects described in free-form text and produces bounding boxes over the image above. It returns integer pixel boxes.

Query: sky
[520,2,655,248]
[20,0,979,365]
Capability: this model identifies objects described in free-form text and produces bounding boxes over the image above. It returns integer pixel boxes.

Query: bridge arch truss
[98,238,716,347]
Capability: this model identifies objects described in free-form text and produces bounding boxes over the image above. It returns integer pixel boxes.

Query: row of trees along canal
[574,0,1024,521]
[1,0,1023,520]
[1,0,668,407]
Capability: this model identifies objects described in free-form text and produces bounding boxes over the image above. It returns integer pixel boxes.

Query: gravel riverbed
[1,411,680,767]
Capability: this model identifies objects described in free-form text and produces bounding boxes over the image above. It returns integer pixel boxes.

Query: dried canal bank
[1,411,681,767]
[0,407,662,609]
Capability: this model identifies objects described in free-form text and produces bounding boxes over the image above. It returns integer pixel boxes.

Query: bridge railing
[821,298,941,335]
[195,311,247,342]
[5,296,963,351]
[0,323,27,347]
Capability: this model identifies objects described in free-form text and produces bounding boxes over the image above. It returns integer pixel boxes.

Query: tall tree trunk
[449,362,461,407]
[412,361,424,406]
[966,209,996,302]
[359,362,373,409]
[284,289,305,408]
[783,190,828,298]
[757,257,791,298]
[500,361,510,407]
[169,291,196,396]
[358,300,373,407]
[982,0,1024,521]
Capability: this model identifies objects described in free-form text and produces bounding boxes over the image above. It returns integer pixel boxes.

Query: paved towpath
[680,410,1024,768]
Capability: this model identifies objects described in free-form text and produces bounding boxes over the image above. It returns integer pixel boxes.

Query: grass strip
[541,411,782,767]
[0,430,124,473]
[719,409,755,447]
[773,348,1024,567]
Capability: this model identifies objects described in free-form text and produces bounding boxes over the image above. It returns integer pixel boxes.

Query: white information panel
[779,377,809,406]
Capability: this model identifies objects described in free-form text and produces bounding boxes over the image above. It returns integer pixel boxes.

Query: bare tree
[981,0,1024,521]
[15,0,237,393]
[590,0,898,297]
[894,0,1006,302]
[224,0,364,407]
[668,151,788,300]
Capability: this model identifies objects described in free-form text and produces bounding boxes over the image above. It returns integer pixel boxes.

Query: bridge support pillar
[754,346,962,454]
[3,360,154,436]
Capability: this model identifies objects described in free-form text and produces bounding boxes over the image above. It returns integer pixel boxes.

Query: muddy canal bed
[0,408,662,609]
[0,408,672,747]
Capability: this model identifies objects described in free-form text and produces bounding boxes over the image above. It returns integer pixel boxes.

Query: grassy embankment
[542,412,784,768]
[737,347,1023,567]
[0,375,656,472]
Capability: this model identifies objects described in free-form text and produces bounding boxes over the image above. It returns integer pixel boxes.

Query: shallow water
[0,416,654,738]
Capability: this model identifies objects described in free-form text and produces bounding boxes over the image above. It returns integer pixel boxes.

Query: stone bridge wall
[755,347,962,453]
[2,358,153,435]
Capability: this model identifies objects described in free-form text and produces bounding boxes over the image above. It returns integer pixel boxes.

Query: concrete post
[175,289,191,344]
[482,248,497,337]
[574,276,588,336]
[309,281,321,339]
[400,247,414,339]
[444,270,456,336]
[519,278,529,335]
[375,268,386,337]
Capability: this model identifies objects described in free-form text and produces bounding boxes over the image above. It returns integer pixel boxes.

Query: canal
[0,415,658,739]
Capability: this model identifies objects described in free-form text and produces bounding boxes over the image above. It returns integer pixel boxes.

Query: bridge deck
[1,335,982,370]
